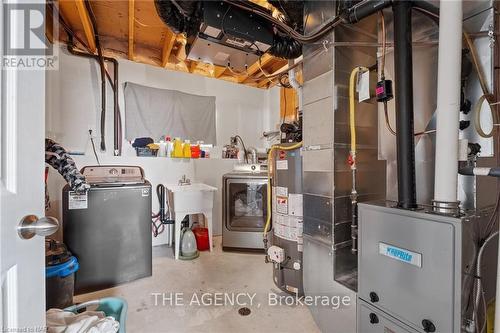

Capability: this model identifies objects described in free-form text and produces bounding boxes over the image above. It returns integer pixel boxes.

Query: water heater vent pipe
[432,0,463,214]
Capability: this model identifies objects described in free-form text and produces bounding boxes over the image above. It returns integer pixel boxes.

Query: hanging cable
[473,231,499,333]
[474,94,496,138]
[379,11,386,80]
[234,135,249,163]
[89,129,100,165]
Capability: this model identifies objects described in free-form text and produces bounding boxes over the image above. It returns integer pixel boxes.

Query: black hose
[345,0,393,23]
[459,165,500,178]
[234,135,248,163]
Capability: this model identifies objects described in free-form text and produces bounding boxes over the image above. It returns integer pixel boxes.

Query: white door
[1,0,56,329]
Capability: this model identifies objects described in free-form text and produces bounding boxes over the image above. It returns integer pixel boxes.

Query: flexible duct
[267,0,303,59]
[154,0,200,34]
[432,0,463,208]
[269,33,302,59]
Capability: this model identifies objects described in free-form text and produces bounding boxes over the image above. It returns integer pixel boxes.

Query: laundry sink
[167,183,217,213]
[166,183,217,259]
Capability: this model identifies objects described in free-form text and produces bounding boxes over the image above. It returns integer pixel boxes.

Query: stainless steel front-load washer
[222,171,268,251]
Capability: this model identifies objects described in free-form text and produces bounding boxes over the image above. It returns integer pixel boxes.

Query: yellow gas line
[263,141,303,237]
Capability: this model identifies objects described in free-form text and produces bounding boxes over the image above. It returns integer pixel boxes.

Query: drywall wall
[45,45,280,245]
[46,46,280,153]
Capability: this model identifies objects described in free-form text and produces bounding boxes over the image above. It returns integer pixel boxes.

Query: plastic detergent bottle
[165,136,173,158]
[172,138,183,158]
[183,140,192,158]
[190,144,201,159]
[158,139,167,157]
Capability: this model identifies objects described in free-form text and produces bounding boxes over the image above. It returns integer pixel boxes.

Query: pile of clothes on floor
[46,308,119,333]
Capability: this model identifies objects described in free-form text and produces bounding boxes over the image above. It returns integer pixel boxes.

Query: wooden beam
[189,61,198,73]
[74,0,96,53]
[213,65,226,78]
[258,79,272,88]
[256,61,290,87]
[161,29,176,67]
[128,0,134,60]
[238,53,274,83]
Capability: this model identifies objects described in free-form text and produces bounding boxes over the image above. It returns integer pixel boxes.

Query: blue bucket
[46,256,79,309]
[46,256,79,278]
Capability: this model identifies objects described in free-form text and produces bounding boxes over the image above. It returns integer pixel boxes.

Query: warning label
[68,191,88,210]
[276,196,288,214]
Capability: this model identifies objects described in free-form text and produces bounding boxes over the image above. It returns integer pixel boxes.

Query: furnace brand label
[379,242,422,267]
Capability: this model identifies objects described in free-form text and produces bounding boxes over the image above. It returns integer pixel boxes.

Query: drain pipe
[392,0,417,209]
[431,0,463,214]
[67,40,122,156]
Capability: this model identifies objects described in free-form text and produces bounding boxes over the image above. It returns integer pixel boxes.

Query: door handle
[17,215,59,239]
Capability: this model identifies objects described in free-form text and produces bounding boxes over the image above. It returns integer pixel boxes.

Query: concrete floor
[75,237,320,333]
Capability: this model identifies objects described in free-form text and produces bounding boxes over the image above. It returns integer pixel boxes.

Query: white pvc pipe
[433,0,463,204]
[288,60,303,114]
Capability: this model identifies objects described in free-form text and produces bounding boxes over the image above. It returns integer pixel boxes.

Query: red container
[190,145,201,159]
[192,227,209,251]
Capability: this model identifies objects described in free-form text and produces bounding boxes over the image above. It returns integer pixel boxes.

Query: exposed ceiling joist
[213,66,226,78]
[51,0,296,89]
[257,61,291,88]
[189,61,198,73]
[128,0,135,60]
[73,0,96,53]
[238,53,274,83]
[161,29,176,67]
[258,78,273,88]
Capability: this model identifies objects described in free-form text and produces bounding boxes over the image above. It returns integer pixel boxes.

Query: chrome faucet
[179,175,191,186]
